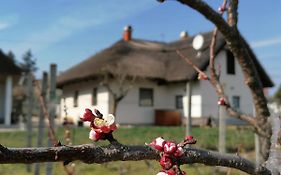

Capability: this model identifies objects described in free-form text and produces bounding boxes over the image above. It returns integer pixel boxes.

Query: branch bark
[0,144,271,175]
[178,0,270,120]
[177,0,272,161]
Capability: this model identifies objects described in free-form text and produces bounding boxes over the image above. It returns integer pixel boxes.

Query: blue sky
[0,0,280,94]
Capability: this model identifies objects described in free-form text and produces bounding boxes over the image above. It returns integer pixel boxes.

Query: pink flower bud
[164,142,177,154]
[185,135,193,141]
[218,97,226,106]
[149,137,166,151]
[80,108,95,122]
[160,156,174,170]
[198,73,208,80]
[89,130,103,141]
[218,5,226,13]
[174,146,184,157]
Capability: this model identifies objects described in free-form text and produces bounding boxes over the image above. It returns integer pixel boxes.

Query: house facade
[57,26,273,125]
[0,51,22,126]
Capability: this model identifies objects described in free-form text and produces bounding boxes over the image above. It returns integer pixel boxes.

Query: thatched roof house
[57,29,273,88]
[57,26,273,125]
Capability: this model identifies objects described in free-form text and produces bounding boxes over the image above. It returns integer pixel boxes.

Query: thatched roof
[57,31,274,88]
[0,50,22,75]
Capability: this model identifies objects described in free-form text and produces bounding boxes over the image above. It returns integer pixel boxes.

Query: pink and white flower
[164,142,177,154]
[149,137,166,151]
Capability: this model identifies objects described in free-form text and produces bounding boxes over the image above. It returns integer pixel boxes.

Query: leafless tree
[101,65,136,116]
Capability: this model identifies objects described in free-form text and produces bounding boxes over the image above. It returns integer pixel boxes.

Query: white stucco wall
[200,50,253,121]
[61,79,189,125]
[110,79,186,124]
[60,80,110,124]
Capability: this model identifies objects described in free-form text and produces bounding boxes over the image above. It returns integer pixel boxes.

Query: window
[175,95,183,109]
[92,87,98,106]
[139,88,153,107]
[232,96,240,109]
[227,50,235,75]
[73,90,79,107]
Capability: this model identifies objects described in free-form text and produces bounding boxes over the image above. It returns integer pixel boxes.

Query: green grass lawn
[0,126,254,175]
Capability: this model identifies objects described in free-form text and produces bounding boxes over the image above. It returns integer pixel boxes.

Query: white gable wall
[200,50,253,120]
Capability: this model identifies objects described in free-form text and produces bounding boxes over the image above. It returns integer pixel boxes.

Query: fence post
[34,72,48,175]
[26,73,33,172]
[219,106,226,153]
[46,64,57,175]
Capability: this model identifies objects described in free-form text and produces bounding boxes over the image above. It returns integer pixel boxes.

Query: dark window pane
[74,90,79,107]
[139,88,153,107]
[92,87,98,106]
[175,95,183,109]
[227,50,235,75]
[232,96,240,109]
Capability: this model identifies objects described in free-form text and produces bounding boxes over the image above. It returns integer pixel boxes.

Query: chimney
[180,31,188,39]
[123,25,132,41]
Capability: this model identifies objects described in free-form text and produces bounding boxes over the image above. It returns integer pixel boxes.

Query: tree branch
[228,0,238,26]
[177,0,270,119]
[0,144,271,175]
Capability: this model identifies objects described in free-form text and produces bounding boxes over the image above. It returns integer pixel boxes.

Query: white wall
[112,79,185,124]
[200,50,253,120]
[60,80,110,124]
[61,79,188,125]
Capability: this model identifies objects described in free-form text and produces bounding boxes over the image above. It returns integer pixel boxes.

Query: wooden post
[46,64,57,175]
[253,106,260,165]
[186,81,192,137]
[34,72,48,175]
[26,73,33,172]
[4,75,13,126]
[219,105,226,153]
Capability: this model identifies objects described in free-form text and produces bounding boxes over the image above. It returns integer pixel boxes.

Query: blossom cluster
[149,136,196,175]
[80,108,117,141]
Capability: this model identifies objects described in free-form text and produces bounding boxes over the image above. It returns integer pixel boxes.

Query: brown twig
[33,77,59,146]
[176,50,207,77]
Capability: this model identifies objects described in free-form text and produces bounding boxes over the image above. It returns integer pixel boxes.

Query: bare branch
[228,0,238,26]
[177,48,266,136]
[0,144,271,175]
[33,77,59,146]
[176,50,207,77]
[177,0,270,119]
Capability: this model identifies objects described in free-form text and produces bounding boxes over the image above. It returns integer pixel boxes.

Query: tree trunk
[26,73,33,172]
[259,120,272,162]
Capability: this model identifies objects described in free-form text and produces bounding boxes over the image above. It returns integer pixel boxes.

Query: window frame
[92,87,98,106]
[175,95,183,109]
[139,88,154,107]
[73,90,79,107]
[232,95,240,110]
